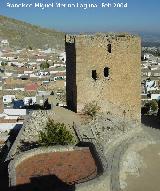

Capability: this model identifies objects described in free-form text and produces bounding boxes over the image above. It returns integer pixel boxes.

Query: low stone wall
[75,142,109,191]
[5,114,32,161]
[8,144,108,190]
[6,109,77,161]
[8,146,88,187]
[0,119,18,123]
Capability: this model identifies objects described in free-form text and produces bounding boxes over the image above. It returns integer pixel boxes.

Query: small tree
[39,119,74,146]
[149,100,158,112]
[1,61,7,67]
[43,98,51,110]
[40,61,50,69]
[28,46,33,50]
[82,101,101,118]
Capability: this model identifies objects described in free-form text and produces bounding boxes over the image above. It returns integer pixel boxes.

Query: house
[23,97,36,106]
[150,65,159,71]
[13,100,25,109]
[37,71,50,77]
[0,77,3,90]
[0,39,9,48]
[5,71,13,77]
[143,53,150,60]
[24,70,33,75]
[3,109,27,116]
[53,72,66,81]
[10,62,24,68]
[20,75,29,80]
[25,83,38,92]
[3,84,13,91]
[3,95,16,104]
[145,80,159,92]
[151,70,160,77]
[141,68,151,77]
[37,91,50,96]
[141,94,149,101]
[59,52,66,63]
[0,123,23,132]
[151,94,160,100]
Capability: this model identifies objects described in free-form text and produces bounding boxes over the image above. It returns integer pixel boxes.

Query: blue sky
[0,0,160,33]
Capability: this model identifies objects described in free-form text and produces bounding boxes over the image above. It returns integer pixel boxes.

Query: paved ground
[123,143,160,191]
[106,128,152,191]
[16,149,97,190]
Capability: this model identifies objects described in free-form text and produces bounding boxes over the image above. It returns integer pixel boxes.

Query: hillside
[134,31,160,47]
[0,15,65,49]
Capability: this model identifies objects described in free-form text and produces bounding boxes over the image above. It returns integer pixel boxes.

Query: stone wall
[65,36,77,111]
[8,145,106,189]
[6,111,51,161]
[6,108,81,161]
[65,33,141,123]
[8,146,82,187]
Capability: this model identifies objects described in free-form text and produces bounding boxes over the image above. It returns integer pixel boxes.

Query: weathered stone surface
[65,33,141,123]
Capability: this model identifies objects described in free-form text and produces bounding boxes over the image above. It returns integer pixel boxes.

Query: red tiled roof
[25,83,38,92]
[55,72,66,77]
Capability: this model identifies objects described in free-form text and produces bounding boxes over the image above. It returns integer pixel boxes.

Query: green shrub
[82,101,101,118]
[149,100,158,111]
[39,119,74,146]
[40,61,49,69]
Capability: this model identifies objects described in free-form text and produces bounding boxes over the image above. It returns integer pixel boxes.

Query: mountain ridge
[0,15,65,49]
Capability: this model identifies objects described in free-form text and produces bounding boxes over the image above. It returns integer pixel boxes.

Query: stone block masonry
[65,33,141,124]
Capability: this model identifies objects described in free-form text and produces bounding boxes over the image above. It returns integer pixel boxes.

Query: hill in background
[0,15,65,50]
[0,15,159,50]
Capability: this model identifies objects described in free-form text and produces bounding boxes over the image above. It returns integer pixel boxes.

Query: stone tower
[0,97,4,113]
[65,33,141,123]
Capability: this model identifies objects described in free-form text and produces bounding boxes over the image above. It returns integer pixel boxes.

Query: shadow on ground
[10,175,75,191]
[0,161,9,191]
[141,115,160,130]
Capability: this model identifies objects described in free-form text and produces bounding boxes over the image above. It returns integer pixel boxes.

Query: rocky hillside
[0,15,65,49]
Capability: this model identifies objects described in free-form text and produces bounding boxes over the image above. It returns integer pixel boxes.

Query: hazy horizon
[0,0,160,34]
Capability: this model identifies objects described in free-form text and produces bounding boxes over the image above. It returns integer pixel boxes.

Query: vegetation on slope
[0,15,65,49]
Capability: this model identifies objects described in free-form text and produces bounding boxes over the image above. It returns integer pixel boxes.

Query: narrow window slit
[104,67,109,77]
[92,70,97,80]
[107,44,112,53]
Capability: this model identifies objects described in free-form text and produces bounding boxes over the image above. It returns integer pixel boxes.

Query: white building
[23,97,36,105]
[3,95,16,104]
[0,123,23,132]
[0,39,9,48]
[151,94,160,100]
[59,52,66,63]
[3,109,27,116]
[145,80,159,92]
[144,53,150,60]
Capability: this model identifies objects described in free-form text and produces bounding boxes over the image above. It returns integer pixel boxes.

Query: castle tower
[0,97,4,113]
[65,33,141,123]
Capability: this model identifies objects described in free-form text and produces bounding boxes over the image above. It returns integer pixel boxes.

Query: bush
[82,101,101,118]
[40,61,49,69]
[150,100,158,111]
[39,119,74,146]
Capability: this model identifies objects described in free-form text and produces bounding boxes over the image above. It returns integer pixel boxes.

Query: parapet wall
[8,146,85,187]
[8,145,107,190]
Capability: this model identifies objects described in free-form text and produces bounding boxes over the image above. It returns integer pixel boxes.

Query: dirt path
[123,144,160,191]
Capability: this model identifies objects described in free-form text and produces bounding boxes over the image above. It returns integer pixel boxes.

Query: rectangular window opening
[104,67,109,77]
[92,70,97,80]
[107,44,112,53]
